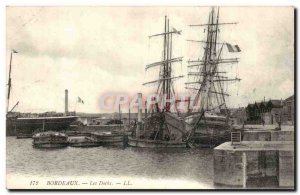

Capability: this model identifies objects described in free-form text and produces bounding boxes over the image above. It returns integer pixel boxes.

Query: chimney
[65,89,68,115]
[137,93,142,123]
[145,100,148,118]
[136,93,143,138]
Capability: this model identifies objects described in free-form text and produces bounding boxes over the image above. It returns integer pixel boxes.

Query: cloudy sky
[6,6,294,113]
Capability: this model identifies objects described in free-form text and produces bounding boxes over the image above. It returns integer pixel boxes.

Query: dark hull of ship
[189,128,231,148]
[6,117,17,136]
[129,112,188,148]
[69,142,100,147]
[14,116,78,138]
[186,115,231,148]
[33,143,68,148]
[32,131,68,148]
[90,133,127,147]
[68,136,101,147]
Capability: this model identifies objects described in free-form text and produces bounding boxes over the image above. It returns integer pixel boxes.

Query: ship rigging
[185,7,241,146]
[128,16,187,148]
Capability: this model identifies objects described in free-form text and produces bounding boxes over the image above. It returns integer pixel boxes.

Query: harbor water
[6,136,214,189]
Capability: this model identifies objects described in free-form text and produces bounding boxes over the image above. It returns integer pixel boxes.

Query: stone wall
[214,141,294,188]
[243,131,271,141]
[279,150,294,187]
[243,130,294,142]
[214,150,244,186]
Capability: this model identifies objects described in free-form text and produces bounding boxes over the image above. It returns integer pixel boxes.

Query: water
[6,137,214,188]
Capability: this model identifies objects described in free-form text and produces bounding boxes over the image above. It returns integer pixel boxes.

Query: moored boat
[32,131,68,148]
[185,112,231,147]
[128,111,188,148]
[68,136,100,147]
[184,7,241,148]
[90,131,126,147]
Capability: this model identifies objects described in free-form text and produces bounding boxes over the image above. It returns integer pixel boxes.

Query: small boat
[90,131,127,147]
[32,131,68,148]
[68,136,100,147]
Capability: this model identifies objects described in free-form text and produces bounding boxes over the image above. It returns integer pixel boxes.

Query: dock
[213,126,294,188]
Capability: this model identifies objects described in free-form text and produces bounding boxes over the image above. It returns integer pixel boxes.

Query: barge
[32,131,68,148]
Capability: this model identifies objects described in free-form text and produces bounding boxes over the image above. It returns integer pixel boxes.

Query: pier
[213,125,294,188]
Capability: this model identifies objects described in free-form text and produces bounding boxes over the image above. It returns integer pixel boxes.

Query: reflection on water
[6,137,214,187]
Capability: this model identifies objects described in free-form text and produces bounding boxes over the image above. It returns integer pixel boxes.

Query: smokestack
[65,89,68,115]
[137,93,142,123]
[145,100,148,118]
[129,107,131,125]
[136,93,143,138]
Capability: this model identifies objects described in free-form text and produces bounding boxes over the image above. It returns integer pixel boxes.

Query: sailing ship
[6,50,79,138]
[184,7,241,147]
[128,16,188,148]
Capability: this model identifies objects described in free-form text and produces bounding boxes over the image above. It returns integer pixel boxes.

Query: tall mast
[166,18,170,112]
[168,27,173,112]
[7,50,17,113]
[162,16,167,97]
[144,16,183,113]
[186,7,240,115]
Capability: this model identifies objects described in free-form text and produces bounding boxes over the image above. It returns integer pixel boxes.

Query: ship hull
[130,112,188,148]
[68,136,101,147]
[15,116,79,138]
[90,132,127,147]
[32,131,68,148]
[69,142,100,147]
[32,143,68,148]
[188,130,231,148]
[6,117,17,136]
[185,113,231,147]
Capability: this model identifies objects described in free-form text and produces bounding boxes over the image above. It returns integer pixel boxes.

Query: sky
[6,6,294,113]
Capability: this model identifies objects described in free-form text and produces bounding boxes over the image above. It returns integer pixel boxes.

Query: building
[246,100,283,124]
[246,95,294,125]
[282,95,295,125]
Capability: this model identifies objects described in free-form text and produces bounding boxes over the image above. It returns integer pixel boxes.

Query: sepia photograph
[5,6,295,190]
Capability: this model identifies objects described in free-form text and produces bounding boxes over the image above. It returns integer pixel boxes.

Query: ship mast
[185,7,241,135]
[144,16,183,113]
[7,50,18,113]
